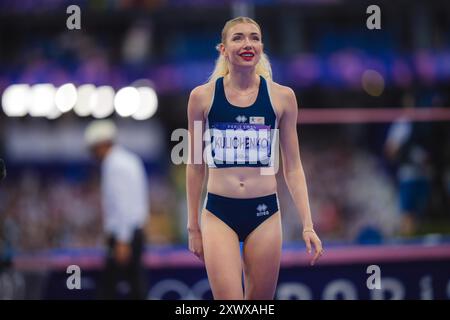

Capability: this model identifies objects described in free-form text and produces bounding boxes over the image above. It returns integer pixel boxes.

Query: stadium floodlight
[91,86,115,119]
[74,84,96,117]
[132,87,158,120]
[114,86,140,117]
[1,84,30,117]
[55,83,77,113]
[29,84,56,117]
[46,105,62,120]
[3,82,159,120]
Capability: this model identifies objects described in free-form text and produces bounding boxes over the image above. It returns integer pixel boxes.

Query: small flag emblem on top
[249,117,264,124]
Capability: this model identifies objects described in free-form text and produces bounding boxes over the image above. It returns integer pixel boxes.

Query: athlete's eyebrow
[231,32,260,37]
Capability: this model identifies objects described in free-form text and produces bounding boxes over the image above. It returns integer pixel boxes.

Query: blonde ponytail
[208,17,273,83]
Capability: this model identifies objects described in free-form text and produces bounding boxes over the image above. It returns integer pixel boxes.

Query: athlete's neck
[225,68,259,92]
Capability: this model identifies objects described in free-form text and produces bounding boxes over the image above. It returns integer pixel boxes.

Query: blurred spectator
[384,94,432,236]
[279,134,399,243]
[0,159,5,181]
[84,120,149,300]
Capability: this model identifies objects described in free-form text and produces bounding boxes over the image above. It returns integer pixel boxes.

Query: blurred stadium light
[1,83,158,120]
[55,83,77,113]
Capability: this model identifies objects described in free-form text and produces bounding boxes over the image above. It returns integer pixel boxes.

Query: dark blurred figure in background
[1,158,25,299]
[384,94,432,236]
[84,120,149,300]
[0,158,9,270]
[0,159,5,181]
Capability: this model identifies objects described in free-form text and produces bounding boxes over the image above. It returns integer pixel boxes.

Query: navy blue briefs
[204,192,279,242]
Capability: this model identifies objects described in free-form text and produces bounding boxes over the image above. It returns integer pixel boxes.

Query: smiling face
[220,22,263,69]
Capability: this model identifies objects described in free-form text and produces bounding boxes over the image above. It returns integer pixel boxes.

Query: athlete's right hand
[188,229,204,262]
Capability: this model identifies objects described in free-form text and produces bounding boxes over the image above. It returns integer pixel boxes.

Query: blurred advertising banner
[3,119,164,163]
[6,243,450,300]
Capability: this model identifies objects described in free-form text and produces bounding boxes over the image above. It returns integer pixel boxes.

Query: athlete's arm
[278,86,324,266]
[186,86,207,260]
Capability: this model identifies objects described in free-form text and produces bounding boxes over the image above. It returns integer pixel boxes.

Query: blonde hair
[208,16,272,83]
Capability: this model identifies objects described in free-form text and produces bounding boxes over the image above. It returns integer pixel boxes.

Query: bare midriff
[207,167,277,198]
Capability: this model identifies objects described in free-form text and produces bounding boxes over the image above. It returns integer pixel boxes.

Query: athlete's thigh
[242,211,282,300]
[201,209,243,299]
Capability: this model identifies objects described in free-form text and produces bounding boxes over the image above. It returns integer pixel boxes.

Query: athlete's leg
[242,211,282,300]
[201,209,244,299]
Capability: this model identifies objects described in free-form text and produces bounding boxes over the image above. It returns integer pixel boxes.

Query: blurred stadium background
[0,0,449,299]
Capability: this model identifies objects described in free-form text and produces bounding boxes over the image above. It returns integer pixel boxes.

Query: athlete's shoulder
[190,82,214,101]
[189,82,215,107]
[266,80,298,114]
[188,81,216,119]
[268,80,296,100]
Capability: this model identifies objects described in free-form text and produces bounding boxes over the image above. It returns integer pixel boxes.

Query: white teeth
[241,53,253,57]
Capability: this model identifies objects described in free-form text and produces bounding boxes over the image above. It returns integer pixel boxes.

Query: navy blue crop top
[205,75,278,168]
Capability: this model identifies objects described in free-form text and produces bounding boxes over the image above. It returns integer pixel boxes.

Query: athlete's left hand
[303,230,324,266]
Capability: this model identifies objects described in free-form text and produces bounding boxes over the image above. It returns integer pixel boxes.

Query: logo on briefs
[236,115,247,123]
[256,204,269,216]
